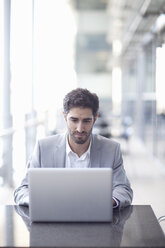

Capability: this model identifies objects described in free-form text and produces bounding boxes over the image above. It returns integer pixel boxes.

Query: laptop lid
[28,168,113,222]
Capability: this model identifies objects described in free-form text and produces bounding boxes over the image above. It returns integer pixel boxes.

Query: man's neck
[68,136,91,157]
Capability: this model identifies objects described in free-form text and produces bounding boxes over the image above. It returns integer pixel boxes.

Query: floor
[1,135,165,232]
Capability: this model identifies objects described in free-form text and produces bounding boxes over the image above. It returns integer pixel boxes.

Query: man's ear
[94,114,98,123]
[63,111,67,121]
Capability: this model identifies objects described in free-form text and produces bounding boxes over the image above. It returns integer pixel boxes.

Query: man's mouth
[74,132,86,137]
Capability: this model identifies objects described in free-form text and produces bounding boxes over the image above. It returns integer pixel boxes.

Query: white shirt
[65,137,91,168]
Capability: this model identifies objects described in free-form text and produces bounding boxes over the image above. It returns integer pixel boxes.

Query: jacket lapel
[90,134,101,168]
[53,133,66,168]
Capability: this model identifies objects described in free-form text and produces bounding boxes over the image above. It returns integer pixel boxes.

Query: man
[14,88,133,208]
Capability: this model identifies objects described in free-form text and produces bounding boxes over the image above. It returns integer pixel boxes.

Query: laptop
[28,167,113,222]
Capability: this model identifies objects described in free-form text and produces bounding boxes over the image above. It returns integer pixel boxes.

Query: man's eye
[84,120,91,123]
[72,119,78,122]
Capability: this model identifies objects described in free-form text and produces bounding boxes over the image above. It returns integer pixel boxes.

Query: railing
[0,116,48,187]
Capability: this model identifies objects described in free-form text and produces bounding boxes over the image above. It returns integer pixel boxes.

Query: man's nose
[76,122,84,132]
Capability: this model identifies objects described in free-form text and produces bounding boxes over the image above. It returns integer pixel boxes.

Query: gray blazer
[14,133,133,208]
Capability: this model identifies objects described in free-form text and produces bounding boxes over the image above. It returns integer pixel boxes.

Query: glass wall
[0,0,77,187]
[155,33,165,165]
[121,18,165,166]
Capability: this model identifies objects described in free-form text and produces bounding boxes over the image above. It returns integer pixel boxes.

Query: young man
[14,88,133,208]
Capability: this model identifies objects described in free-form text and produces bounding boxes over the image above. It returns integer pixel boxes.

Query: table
[0,205,165,247]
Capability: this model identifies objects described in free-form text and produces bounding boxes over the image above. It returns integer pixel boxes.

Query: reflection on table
[0,205,165,247]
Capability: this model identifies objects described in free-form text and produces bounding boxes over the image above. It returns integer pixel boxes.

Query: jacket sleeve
[112,143,133,208]
[14,140,41,205]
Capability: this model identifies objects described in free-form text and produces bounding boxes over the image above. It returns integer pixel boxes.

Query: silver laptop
[28,167,113,222]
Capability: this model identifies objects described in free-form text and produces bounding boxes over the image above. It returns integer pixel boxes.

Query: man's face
[63,107,97,145]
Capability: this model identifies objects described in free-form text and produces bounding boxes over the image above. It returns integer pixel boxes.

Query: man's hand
[112,198,116,207]
[112,197,120,208]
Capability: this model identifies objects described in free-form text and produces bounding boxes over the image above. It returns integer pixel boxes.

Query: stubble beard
[68,127,93,144]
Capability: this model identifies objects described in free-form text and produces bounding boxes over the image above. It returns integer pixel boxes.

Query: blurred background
[0,0,165,231]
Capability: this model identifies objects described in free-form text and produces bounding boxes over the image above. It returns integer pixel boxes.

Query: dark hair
[63,88,99,117]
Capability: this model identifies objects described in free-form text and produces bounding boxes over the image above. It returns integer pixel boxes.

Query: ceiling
[70,0,165,73]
